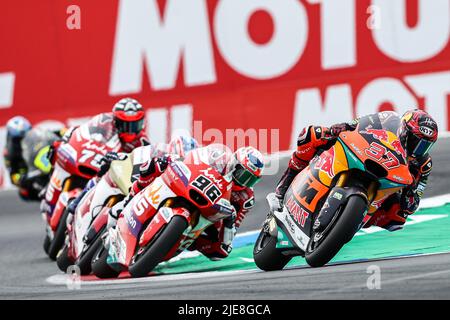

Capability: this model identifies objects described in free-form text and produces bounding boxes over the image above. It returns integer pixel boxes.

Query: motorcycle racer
[3,116,64,200]
[111,143,265,260]
[273,109,438,232]
[3,116,32,187]
[41,98,150,222]
[48,98,149,166]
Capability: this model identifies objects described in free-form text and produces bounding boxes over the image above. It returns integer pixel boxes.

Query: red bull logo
[364,128,389,143]
[314,147,334,178]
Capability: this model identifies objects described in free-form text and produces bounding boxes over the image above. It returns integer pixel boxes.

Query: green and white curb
[154,194,450,274]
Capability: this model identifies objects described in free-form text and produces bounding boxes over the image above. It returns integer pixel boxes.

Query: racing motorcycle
[19,128,60,200]
[91,152,235,278]
[254,115,413,270]
[42,118,121,260]
[56,145,159,274]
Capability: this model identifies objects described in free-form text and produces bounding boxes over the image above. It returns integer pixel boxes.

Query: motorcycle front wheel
[76,226,106,275]
[47,208,70,260]
[128,215,188,278]
[56,244,74,272]
[253,228,291,271]
[305,195,367,268]
[91,244,120,279]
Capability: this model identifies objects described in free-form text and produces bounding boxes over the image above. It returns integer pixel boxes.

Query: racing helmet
[226,146,265,188]
[398,109,438,158]
[6,116,32,138]
[168,135,199,158]
[112,98,145,143]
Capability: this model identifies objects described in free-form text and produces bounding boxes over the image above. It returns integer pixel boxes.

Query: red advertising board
[1,0,450,187]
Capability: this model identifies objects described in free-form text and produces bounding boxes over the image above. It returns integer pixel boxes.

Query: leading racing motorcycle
[254,114,413,270]
[42,117,121,260]
[91,151,235,278]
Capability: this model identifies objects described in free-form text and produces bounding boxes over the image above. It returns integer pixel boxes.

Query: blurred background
[1,0,449,189]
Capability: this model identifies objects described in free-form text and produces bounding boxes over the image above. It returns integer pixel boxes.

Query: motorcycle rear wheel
[305,195,367,268]
[128,215,188,278]
[253,229,291,271]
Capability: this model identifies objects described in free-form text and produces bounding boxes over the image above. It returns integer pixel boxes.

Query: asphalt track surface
[0,138,450,299]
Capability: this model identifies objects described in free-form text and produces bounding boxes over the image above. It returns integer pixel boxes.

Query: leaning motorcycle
[42,118,121,260]
[56,145,158,274]
[254,116,412,270]
[91,152,235,278]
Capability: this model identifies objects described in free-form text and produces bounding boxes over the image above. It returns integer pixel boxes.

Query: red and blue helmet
[399,109,438,158]
[228,146,265,188]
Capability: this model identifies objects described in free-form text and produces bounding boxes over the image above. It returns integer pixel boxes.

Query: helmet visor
[232,163,261,188]
[115,118,144,134]
[411,138,434,158]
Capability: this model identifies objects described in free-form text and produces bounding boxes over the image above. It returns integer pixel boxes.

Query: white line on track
[46,268,259,287]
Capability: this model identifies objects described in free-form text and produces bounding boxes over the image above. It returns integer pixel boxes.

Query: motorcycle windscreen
[109,157,133,194]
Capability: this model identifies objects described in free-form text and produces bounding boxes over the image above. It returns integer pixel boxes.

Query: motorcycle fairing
[273,206,310,252]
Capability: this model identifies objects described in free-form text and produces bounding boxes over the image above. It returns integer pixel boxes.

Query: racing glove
[330,120,359,137]
[97,152,127,177]
[400,188,421,216]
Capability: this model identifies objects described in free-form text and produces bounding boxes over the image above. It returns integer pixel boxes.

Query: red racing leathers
[48,112,149,166]
[275,115,432,232]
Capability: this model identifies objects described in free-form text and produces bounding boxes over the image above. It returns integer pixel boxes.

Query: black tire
[76,228,106,275]
[47,209,70,260]
[129,215,188,278]
[91,244,120,279]
[253,229,291,271]
[43,235,51,254]
[305,195,367,268]
[56,245,74,272]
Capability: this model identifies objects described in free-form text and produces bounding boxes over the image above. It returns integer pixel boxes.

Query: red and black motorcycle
[91,152,235,278]
[42,115,121,260]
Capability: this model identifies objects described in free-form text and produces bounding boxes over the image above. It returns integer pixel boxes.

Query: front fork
[312,172,377,233]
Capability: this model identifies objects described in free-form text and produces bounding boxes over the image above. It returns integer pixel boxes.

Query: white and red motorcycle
[56,145,162,274]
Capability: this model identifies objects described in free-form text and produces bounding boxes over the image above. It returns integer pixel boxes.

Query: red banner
[1,0,450,187]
